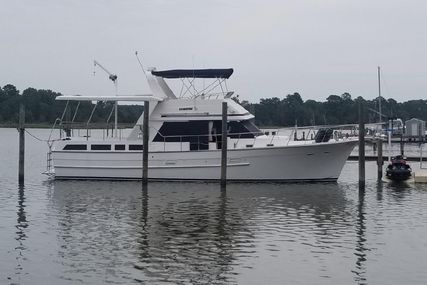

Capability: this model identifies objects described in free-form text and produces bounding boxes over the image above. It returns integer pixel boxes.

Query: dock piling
[377,139,383,180]
[221,102,227,187]
[358,102,365,189]
[18,103,25,184]
[142,101,149,185]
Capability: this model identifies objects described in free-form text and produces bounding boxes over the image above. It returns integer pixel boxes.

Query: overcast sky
[1,0,426,102]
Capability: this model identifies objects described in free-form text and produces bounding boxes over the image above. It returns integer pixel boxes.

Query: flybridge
[149,68,235,99]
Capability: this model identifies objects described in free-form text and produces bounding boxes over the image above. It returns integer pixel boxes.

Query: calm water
[1,128,427,285]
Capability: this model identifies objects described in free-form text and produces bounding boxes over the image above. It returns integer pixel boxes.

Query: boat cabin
[54,68,276,152]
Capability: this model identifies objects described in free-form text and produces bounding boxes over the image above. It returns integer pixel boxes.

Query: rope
[24,129,61,144]
[24,130,48,142]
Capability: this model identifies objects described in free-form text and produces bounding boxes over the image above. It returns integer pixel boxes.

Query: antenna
[135,51,147,75]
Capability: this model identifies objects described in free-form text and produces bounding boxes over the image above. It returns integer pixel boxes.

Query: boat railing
[191,91,234,100]
[151,129,268,151]
[262,124,359,145]
[57,121,127,141]
[54,99,133,141]
[152,127,316,151]
[150,125,359,152]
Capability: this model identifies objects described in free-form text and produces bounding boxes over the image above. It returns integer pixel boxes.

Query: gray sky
[1,0,426,102]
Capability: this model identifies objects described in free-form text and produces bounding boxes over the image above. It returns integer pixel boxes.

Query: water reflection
[376,181,383,202]
[352,188,367,285]
[15,183,28,276]
[133,183,244,284]
[50,181,357,284]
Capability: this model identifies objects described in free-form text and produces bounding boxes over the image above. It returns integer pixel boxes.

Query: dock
[348,155,427,162]
[414,170,427,183]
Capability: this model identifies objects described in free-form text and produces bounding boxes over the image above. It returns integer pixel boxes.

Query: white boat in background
[49,67,357,182]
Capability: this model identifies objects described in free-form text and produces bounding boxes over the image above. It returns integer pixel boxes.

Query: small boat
[386,155,412,181]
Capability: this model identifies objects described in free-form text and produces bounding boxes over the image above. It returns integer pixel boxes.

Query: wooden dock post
[142,101,149,185]
[377,139,383,180]
[358,102,365,189]
[18,103,25,184]
[221,102,228,187]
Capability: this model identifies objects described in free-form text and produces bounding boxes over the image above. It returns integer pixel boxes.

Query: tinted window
[129,145,143,150]
[228,120,263,138]
[63,144,87,150]
[91,144,111,150]
[153,121,209,150]
[212,120,262,139]
[115,144,125,150]
[154,121,208,139]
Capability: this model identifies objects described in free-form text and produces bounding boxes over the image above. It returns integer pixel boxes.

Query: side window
[91,145,111,150]
[115,145,125,150]
[129,145,143,150]
[63,144,87,150]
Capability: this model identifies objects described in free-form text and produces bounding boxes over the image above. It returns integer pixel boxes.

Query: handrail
[152,129,263,140]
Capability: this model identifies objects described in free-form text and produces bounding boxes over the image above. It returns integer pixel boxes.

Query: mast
[378,66,391,162]
[378,66,382,124]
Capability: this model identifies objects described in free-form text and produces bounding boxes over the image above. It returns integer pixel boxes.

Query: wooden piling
[18,103,25,183]
[142,101,149,185]
[377,139,383,180]
[358,102,365,189]
[221,102,227,187]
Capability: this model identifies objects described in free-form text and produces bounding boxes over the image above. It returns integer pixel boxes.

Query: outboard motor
[314,128,334,143]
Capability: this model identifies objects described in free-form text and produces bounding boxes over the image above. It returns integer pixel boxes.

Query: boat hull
[52,140,357,182]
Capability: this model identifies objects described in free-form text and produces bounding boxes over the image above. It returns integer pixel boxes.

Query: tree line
[240,92,427,127]
[1,84,426,127]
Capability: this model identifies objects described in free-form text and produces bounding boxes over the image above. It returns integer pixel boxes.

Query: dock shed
[405,118,425,137]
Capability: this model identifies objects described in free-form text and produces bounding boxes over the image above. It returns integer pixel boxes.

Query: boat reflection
[50,181,355,283]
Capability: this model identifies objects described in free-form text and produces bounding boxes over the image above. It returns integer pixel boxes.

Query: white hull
[52,140,357,182]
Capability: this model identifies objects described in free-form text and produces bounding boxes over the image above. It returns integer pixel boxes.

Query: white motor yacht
[50,68,357,181]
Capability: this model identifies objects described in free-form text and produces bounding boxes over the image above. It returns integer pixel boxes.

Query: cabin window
[63,144,87,150]
[211,119,262,139]
[153,121,209,150]
[91,144,111,150]
[129,144,143,150]
[229,120,263,138]
[115,144,125,150]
